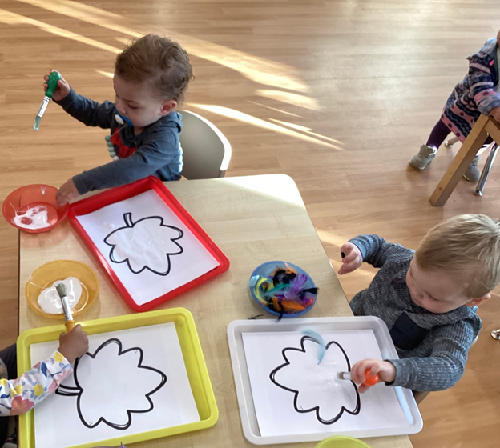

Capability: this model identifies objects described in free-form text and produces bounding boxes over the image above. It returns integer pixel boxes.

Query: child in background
[338,214,500,393]
[410,31,500,182]
[0,325,88,447]
[43,34,193,206]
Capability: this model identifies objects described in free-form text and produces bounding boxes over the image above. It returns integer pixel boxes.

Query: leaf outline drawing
[104,212,183,276]
[269,336,361,425]
[56,338,167,430]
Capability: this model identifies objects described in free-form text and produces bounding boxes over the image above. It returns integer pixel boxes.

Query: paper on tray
[30,323,200,448]
[76,190,219,305]
[242,330,411,437]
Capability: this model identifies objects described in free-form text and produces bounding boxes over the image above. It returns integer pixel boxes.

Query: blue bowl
[249,261,317,318]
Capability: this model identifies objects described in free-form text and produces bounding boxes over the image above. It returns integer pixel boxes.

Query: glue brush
[338,369,379,388]
[55,282,75,332]
[34,71,61,131]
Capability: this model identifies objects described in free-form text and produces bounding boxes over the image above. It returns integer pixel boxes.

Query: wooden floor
[1,0,500,445]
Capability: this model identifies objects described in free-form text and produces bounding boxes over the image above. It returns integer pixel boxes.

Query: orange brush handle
[361,369,379,387]
[65,320,75,332]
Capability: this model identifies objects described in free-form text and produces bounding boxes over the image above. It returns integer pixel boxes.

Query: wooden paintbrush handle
[65,320,75,332]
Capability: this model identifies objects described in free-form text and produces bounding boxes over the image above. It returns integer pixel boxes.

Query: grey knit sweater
[56,89,183,195]
[349,234,481,392]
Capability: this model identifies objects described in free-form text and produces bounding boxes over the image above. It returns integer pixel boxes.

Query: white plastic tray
[227,316,423,445]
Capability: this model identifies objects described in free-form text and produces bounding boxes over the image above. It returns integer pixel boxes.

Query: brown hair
[115,34,193,103]
[416,214,500,298]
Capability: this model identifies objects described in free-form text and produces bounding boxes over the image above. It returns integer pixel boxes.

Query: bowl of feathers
[249,261,318,319]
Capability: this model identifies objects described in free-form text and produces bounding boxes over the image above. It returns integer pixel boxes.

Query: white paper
[242,330,410,437]
[76,190,219,305]
[31,323,200,448]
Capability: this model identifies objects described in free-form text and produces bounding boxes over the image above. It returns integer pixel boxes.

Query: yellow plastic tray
[17,308,218,448]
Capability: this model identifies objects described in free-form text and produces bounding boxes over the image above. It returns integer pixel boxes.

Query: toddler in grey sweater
[339,214,500,392]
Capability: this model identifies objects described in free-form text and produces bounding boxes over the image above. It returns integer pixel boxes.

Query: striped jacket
[442,38,500,141]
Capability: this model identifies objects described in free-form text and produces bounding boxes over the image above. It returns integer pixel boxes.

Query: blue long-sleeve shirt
[349,234,481,392]
[56,89,183,195]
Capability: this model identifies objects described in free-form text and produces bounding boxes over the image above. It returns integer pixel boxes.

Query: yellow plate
[316,436,371,448]
[17,308,218,448]
[25,260,99,318]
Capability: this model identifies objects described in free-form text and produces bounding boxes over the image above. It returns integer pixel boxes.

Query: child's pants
[0,344,17,445]
[426,118,492,149]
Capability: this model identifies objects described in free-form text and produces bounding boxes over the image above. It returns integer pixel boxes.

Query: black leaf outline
[56,338,167,430]
[104,212,184,276]
[269,336,361,425]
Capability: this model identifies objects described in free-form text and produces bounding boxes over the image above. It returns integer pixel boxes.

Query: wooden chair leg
[475,144,498,196]
[430,114,490,206]
[413,390,430,404]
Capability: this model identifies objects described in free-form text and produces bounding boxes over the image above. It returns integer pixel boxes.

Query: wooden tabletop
[18,174,412,448]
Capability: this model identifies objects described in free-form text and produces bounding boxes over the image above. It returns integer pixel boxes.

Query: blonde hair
[416,214,500,298]
[115,34,193,103]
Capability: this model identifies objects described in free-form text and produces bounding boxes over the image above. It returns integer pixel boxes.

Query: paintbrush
[34,71,61,131]
[55,282,75,332]
[338,370,379,387]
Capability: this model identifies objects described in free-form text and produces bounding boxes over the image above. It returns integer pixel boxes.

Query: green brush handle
[45,71,62,99]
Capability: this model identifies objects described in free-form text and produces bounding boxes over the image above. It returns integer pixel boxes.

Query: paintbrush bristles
[55,282,67,298]
[337,371,351,380]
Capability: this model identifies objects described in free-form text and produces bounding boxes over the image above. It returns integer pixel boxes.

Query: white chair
[179,110,232,179]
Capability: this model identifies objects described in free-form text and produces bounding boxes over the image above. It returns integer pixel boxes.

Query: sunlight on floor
[247,101,303,118]
[188,104,342,149]
[4,0,334,150]
[0,10,120,54]
[114,37,310,94]
[16,0,142,36]
[269,119,342,145]
[257,90,321,111]
[15,0,310,94]
[96,70,114,79]
[316,229,350,250]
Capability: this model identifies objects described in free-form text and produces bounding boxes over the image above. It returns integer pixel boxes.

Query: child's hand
[490,107,500,123]
[337,242,363,275]
[58,325,89,363]
[56,178,80,206]
[351,359,396,393]
[43,70,70,102]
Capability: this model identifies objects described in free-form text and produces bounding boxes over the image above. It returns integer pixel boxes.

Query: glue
[13,206,50,230]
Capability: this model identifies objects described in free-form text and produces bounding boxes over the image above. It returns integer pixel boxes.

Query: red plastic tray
[67,176,230,312]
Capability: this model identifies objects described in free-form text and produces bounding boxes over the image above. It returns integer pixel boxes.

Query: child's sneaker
[2,430,17,448]
[2,441,16,448]
[409,145,437,170]
[463,156,480,182]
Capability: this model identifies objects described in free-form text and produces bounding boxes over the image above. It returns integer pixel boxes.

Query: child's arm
[468,44,500,118]
[354,319,477,392]
[0,350,72,416]
[340,235,411,272]
[43,71,115,129]
[0,325,88,416]
[57,129,180,205]
[56,89,116,130]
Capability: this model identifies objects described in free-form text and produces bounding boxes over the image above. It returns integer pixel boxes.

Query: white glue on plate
[38,277,83,314]
[13,206,50,230]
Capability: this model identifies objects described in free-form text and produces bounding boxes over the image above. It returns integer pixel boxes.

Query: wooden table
[18,174,412,448]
